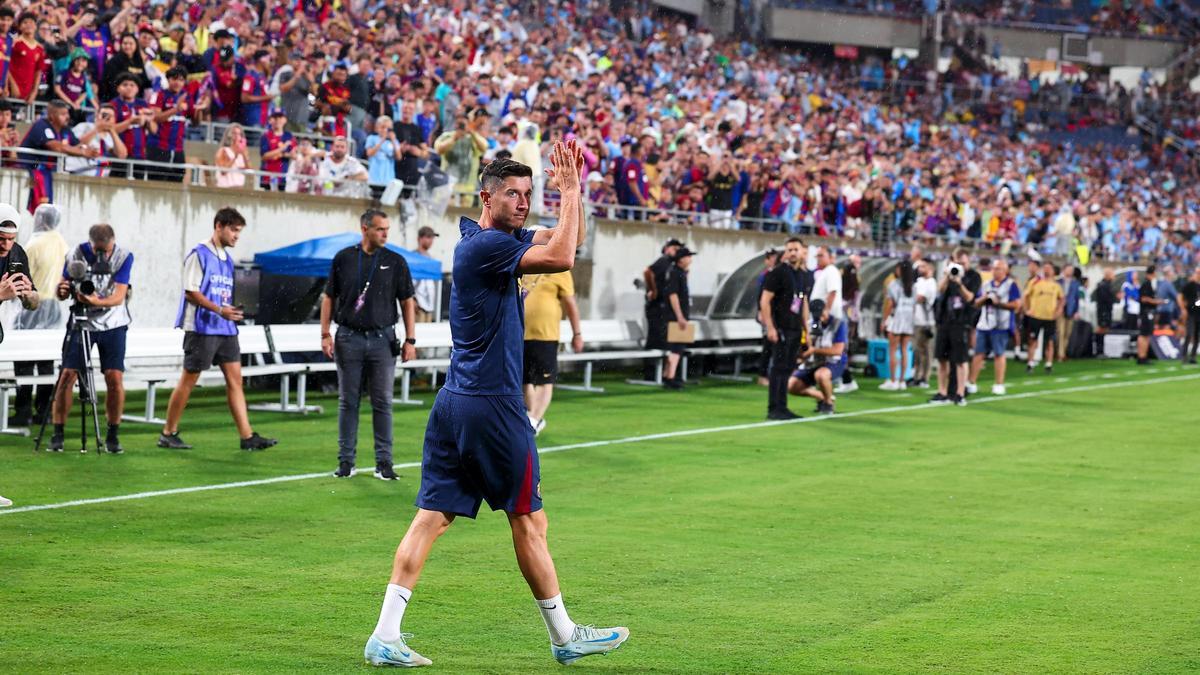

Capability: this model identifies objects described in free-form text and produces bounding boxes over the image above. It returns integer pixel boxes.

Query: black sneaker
[374,462,399,481]
[334,461,356,478]
[240,432,277,451]
[46,432,64,452]
[766,410,801,421]
[1044,364,1053,375]
[1026,363,1034,374]
[10,413,30,427]
[157,432,192,449]
[952,395,968,407]
[105,438,124,455]
[929,394,950,405]
[663,379,684,390]
[816,402,835,415]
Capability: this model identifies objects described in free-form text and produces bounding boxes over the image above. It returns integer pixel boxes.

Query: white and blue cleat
[552,624,630,665]
[364,633,433,668]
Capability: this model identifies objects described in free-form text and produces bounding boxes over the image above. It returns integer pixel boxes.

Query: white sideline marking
[3,372,1198,517]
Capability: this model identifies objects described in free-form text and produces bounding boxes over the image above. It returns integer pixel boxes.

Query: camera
[65,258,112,312]
[983,292,997,307]
[947,262,964,277]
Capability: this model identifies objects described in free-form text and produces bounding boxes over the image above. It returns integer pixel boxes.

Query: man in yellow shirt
[521,269,582,435]
[1023,261,1065,374]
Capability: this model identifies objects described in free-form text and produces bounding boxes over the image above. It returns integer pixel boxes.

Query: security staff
[321,209,417,480]
[760,237,808,420]
[640,238,683,381]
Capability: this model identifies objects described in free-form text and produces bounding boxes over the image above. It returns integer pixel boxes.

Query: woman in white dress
[880,260,916,390]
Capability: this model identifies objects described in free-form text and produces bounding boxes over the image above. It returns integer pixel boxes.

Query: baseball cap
[268,107,286,118]
[663,238,685,249]
[586,171,603,183]
[417,226,439,238]
[673,246,695,261]
[0,203,20,233]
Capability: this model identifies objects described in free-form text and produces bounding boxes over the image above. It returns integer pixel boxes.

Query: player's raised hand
[547,140,580,195]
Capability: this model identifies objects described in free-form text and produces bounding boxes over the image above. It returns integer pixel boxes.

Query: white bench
[682,319,765,382]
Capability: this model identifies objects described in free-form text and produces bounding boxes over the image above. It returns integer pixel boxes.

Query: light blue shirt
[365,134,396,186]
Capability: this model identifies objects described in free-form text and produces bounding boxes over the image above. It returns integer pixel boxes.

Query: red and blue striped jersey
[259,129,294,176]
[240,70,269,128]
[149,88,192,152]
[111,97,150,159]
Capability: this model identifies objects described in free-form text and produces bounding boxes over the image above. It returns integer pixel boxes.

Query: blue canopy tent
[253,232,442,280]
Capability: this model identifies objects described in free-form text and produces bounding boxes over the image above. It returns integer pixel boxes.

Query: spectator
[64,103,127,177]
[20,100,94,211]
[662,246,695,390]
[100,32,146,102]
[317,60,352,136]
[318,135,369,198]
[214,123,249,188]
[911,260,937,388]
[788,298,847,415]
[209,43,245,125]
[393,101,428,198]
[617,142,648,220]
[239,49,274,140]
[277,52,318,134]
[285,137,322,195]
[10,204,67,427]
[345,56,374,135]
[365,115,397,192]
[0,8,16,95]
[9,12,44,106]
[147,66,193,182]
[1024,262,1065,374]
[55,50,95,125]
[1057,265,1083,362]
[705,155,737,229]
[879,260,916,391]
[1120,270,1141,330]
[968,259,1021,396]
[110,72,156,179]
[259,109,294,191]
[413,226,439,323]
[1156,265,1179,333]
[434,108,489,206]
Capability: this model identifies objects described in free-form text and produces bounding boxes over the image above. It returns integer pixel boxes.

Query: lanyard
[355,247,381,313]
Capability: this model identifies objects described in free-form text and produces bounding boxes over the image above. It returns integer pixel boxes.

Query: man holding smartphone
[159,207,277,452]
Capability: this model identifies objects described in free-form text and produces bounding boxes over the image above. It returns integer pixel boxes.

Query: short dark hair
[0,7,15,19]
[16,11,34,25]
[785,236,804,246]
[1146,264,1157,276]
[89,224,115,244]
[214,207,246,228]
[114,72,140,87]
[47,100,69,113]
[359,209,388,228]
[479,158,532,193]
[166,66,188,80]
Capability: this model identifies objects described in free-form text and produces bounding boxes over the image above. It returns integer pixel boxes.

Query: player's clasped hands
[546,139,584,194]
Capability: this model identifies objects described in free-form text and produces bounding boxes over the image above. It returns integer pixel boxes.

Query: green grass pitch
[2,359,1199,673]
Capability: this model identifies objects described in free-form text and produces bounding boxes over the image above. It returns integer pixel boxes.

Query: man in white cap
[0,202,39,316]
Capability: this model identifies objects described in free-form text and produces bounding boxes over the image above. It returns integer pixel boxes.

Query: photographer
[787,299,847,415]
[931,249,980,406]
[321,210,417,480]
[967,259,1021,396]
[760,237,809,420]
[48,224,132,453]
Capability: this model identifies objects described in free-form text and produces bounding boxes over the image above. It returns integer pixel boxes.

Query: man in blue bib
[159,207,276,451]
[362,142,629,668]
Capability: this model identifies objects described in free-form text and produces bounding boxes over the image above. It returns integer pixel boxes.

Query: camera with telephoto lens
[946,262,964,277]
[65,258,112,314]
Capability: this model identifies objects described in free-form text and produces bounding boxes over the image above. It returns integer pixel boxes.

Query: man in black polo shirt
[1180,267,1200,364]
[640,237,683,381]
[1136,265,1163,365]
[760,237,808,420]
[320,209,417,480]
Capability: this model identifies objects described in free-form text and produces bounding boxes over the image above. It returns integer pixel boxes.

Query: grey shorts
[183,332,241,372]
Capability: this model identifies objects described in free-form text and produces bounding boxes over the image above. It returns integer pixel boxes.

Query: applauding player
[362,141,629,667]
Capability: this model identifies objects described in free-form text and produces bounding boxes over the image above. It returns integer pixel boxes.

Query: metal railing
[1,145,371,199]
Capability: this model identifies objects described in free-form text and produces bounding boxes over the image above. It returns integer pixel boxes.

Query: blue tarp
[253,233,443,280]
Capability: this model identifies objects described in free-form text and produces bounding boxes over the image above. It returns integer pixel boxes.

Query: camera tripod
[33,313,104,454]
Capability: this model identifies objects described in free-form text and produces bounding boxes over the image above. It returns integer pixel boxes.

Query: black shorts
[644,306,668,350]
[1139,314,1155,337]
[522,340,558,385]
[183,332,241,372]
[1028,317,1057,341]
[935,325,971,365]
[1097,311,1112,330]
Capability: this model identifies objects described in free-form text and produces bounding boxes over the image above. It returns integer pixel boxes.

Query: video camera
[946,262,964,278]
[65,258,112,314]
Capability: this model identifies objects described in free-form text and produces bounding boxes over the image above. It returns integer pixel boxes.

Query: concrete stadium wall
[979,26,1182,67]
[652,0,703,17]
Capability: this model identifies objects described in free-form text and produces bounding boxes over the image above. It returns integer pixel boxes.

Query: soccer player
[362,141,629,668]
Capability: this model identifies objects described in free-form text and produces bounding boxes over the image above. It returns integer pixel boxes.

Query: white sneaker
[364,633,432,668]
[991,384,1007,396]
[0,495,11,507]
[878,380,897,391]
[552,624,630,665]
[834,380,859,394]
[965,382,979,395]
[898,381,907,390]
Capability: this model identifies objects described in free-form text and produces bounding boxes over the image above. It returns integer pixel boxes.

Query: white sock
[536,594,576,645]
[373,584,412,642]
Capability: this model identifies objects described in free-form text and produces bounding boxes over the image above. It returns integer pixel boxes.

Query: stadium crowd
[0,0,1195,270]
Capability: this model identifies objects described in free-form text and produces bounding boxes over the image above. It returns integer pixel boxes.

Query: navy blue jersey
[442,216,535,396]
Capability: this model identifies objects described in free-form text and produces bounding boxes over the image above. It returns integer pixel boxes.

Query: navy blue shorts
[416,389,542,519]
[62,325,127,372]
[975,329,1010,358]
[792,359,845,389]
